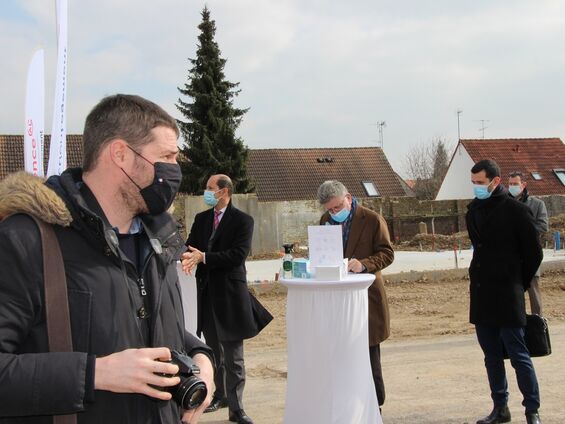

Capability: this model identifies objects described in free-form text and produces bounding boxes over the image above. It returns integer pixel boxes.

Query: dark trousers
[475,324,540,413]
[369,344,385,406]
[202,310,246,412]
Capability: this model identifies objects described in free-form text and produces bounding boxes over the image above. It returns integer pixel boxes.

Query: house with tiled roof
[247,147,413,201]
[0,137,412,203]
[0,134,83,180]
[435,138,565,200]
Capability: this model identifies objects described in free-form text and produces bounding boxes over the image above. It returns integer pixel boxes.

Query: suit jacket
[321,204,394,345]
[466,187,543,327]
[186,201,272,341]
[521,192,548,277]
[521,192,549,236]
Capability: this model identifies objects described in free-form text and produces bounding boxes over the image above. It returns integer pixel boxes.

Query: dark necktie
[213,210,222,230]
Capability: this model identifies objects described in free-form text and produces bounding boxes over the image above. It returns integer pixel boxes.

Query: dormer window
[362,181,380,197]
[554,169,565,186]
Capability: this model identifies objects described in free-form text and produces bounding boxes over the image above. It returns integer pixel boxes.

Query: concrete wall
[175,194,565,254]
[180,194,266,254]
[179,195,322,254]
[275,200,321,246]
[542,194,565,217]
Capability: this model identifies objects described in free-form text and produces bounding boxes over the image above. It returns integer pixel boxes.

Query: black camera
[163,350,208,410]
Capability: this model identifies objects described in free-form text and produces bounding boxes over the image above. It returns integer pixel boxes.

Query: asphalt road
[246,249,565,283]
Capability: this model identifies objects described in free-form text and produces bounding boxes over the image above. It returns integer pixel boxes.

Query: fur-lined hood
[0,171,72,226]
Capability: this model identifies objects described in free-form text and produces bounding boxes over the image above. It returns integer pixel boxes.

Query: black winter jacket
[0,170,212,423]
[466,185,543,327]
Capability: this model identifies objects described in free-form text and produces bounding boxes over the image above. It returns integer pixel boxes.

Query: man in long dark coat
[466,159,543,424]
[182,174,272,424]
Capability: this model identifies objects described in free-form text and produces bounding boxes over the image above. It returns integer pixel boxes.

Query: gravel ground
[200,269,565,424]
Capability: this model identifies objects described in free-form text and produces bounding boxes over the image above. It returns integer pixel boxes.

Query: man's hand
[95,347,180,400]
[181,353,214,424]
[348,258,364,273]
[181,246,204,275]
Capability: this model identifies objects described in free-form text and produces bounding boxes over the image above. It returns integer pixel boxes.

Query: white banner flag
[24,50,45,177]
[47,0,68,177]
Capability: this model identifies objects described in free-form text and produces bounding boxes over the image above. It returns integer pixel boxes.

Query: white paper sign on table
[307,225,344,270]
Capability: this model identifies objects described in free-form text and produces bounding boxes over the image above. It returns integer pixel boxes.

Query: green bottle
[282,243,294,279]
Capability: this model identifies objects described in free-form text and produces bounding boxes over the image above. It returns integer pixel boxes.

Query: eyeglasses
[326,198,347,214]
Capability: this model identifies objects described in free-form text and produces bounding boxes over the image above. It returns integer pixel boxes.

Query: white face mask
[203,189,219,206]
[508,185,523,197]
[473,182,492,200]
[330,207,350,223]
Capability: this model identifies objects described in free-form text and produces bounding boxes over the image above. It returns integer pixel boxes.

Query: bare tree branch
[403,137,453,199]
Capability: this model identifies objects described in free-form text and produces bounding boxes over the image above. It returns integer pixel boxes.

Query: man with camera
[0,94,214,423]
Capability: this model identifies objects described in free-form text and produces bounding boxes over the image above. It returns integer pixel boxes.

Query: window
[362,181,380,197]
[554,169,565,186]
[531,172,542,181]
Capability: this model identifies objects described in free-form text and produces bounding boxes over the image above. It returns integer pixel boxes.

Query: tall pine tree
[432,140,449,181]
[176,6,252,194]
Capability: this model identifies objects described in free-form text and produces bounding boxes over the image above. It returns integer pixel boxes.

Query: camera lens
[173,375,208,410]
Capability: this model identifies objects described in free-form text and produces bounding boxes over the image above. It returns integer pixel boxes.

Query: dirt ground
[201,269,565,424]
[248,214,565,259]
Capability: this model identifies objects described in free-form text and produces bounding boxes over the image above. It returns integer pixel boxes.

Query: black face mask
[121,146,182,215]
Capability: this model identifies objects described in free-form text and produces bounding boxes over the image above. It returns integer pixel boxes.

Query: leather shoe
[526,412,542,424]
[229,409,254,424]
[476,405,511,424]
[204,395,228,413]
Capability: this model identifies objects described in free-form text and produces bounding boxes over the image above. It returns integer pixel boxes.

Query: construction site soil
[248,214,565,259]
[201,268,565,424]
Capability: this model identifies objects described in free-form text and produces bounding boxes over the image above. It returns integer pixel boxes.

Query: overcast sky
[2,0,565,176]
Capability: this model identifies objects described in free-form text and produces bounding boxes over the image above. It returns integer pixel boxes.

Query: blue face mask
[508,185,522,198]
[473,183,492,200]
[330,207,350,223]
[203,190,219,206]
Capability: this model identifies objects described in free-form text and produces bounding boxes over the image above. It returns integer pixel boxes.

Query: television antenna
[376,121,386,148]
[474,119,490,139]
[456,109,463,141]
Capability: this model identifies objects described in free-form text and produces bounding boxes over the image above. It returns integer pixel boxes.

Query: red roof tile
[247,147,411,201]
[404,179,417,189]
[0,134,83,180]
[461,138,565,195]
[0,137,414,201]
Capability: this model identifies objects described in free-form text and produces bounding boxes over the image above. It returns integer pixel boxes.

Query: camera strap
[32,215,77,424]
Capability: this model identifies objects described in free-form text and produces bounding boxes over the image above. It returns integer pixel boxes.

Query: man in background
[182,174,273,424]
[317,180,394,412]
[508,171,549,315]
[467,159,543,424]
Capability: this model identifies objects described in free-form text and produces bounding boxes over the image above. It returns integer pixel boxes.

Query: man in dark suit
[467,160,543,424]
[317,180,394,411]
[182,174,272,424]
